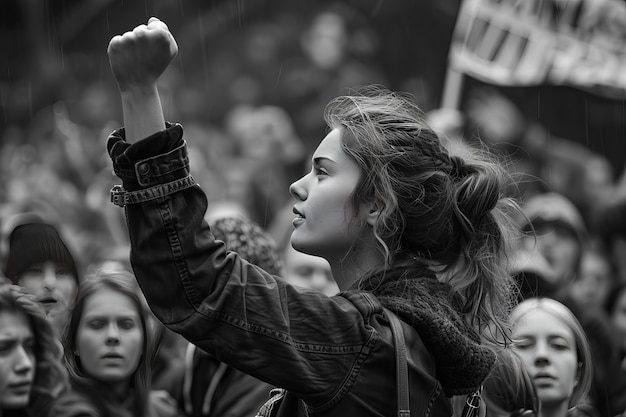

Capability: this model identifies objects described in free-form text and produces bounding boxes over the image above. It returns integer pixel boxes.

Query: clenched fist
[107,17,178,92]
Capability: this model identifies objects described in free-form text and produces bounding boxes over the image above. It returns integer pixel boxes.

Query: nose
[289,174,308,201]
[42,268,56,291]
[106,324,120,346]
[13,345,34,375]
[533,340,550,367]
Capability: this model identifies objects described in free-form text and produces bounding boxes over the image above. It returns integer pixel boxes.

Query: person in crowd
[567,240,616,313]
[512,192,626,416]
[160,215,280,417]
[510,298,596,417]
[0,279,69,417]
[54,269,180,417]
[512,192,587,301]
[104,17,521,416]
[283,242,339,297]
[3,221,80,338]
[480,348,539,417]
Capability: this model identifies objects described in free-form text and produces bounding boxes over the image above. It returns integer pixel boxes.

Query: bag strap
[384,308,411,417]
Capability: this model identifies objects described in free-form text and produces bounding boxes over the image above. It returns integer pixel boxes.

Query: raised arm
[107,17,178,143]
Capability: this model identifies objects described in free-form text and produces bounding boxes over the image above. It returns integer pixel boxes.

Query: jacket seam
[160,198,202,308]
[309,328,379,412]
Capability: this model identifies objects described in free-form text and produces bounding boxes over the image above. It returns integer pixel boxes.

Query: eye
[119,319,136,330]
[514,338,534,350]
[0,341,13,355]
[314,167,329,177]
[56,269,72,276]
[25,267,43,274]
[550,339,572,351]
[88,320,105,330]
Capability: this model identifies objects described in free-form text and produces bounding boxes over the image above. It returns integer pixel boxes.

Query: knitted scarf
[354,265,496,396]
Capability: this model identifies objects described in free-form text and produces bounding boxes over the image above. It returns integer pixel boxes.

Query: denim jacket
[107,123,458,417]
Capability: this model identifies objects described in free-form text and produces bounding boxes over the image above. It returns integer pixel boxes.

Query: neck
[539,400,569,417]
[106,378,131,400]
[328,243,385,291]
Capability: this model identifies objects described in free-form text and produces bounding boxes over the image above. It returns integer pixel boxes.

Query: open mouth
[38,296,57,306]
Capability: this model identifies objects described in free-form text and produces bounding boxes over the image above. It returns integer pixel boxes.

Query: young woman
[55,269,178,417]
[105,17,520,416]
[4,222,80,338]
[0,280,69,417]
[510,298,595,417]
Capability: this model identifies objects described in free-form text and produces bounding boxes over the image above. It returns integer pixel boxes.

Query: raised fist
[107,17,178,91]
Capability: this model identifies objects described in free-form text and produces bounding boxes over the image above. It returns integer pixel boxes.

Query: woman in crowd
[55,269,179,417]
[104,17,520,416]
[510,298,595,417]
[4,221,80,338]
[0,280,69,417]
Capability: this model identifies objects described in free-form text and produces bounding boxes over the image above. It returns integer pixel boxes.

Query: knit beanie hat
[519,192,587,243]
[210,216,284,276]
[4,223,79,284]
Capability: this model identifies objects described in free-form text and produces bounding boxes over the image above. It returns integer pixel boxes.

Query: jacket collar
[349,265,495,396]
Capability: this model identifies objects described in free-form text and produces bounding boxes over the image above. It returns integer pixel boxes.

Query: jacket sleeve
[106,124,380,406]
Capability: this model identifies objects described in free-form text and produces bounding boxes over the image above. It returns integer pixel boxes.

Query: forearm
[119,85,166,143]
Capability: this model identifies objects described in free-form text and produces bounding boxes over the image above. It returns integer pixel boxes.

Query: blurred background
[1,0,625,272]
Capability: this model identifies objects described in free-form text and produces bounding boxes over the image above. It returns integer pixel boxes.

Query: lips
[102,352,123,359]
[533,372,556,385]
[292,207,305,227]
[7,381,32,392]
[38,296,57,305]
[293,206,305,218]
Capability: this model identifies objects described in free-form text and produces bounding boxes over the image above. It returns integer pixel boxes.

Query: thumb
[147,16,169,30]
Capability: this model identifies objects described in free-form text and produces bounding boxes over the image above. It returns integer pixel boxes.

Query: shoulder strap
[384,308,411,417]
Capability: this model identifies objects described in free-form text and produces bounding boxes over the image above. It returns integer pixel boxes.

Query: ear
[574,361,583,386]
[364,202,380,227]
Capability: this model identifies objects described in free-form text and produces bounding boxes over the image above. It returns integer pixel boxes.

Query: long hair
[509,297,593,409]
[324,85,519,341]
[61,269,157,417]
[482,348,539,417]
[0,281,69,415]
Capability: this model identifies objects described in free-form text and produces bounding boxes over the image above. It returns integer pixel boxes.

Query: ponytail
[443,148,519,342]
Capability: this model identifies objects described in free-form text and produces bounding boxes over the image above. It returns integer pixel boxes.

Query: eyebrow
[313,156,335,166]
[83,313,139,320]
[0,335,34,342]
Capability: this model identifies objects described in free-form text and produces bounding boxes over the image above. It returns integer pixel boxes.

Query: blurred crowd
[2,1,626,417]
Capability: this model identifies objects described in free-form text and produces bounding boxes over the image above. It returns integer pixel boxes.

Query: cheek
[17,277,40,294]
[126,330,145,360]
[0,362,10,390]
[123,335,145,374]
[58,281,77,302]
[513,350,535,371]
[556,354,579,388]
[76,329,97,359]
